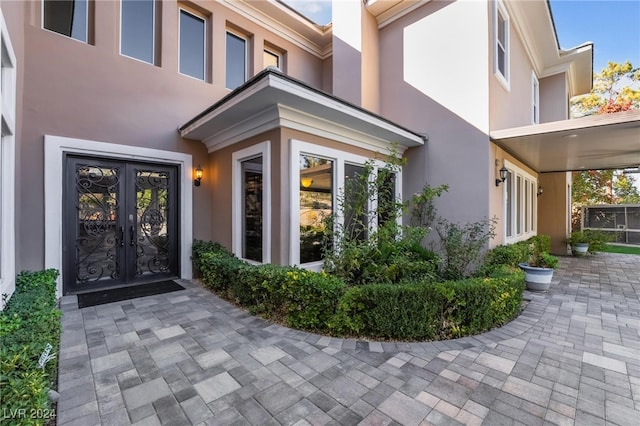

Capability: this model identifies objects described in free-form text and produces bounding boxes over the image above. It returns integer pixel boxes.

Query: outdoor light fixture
[301,177,313,188]
[495,165,508,186]
[537,186,544,197]
[194,165,203,187]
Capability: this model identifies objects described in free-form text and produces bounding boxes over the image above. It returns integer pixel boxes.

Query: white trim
[41,0,89,43]
[231,141,272,264]
[119,0,155,65]
[44,135,193,297]
[503,159,537,244]
[226,30,249,90]
[178,7,206,81]
[0,9,16,308]
[531,71,539,124]
[493,0,510,91]
[289,139,392,268]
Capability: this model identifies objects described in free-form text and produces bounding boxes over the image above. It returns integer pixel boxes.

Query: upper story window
[226,31,248,89]
[43,0,89,43]
[179,9,205,80]
[494,0,510,88]
[532,72,540,124]
[121,0,155,64]
[263,49,280,69]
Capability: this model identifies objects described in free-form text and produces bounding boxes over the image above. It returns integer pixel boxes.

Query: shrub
[199,250,247,291]
[192,240,233,278]
[0,269,60,425]
[483,243,529,270]
[329,268,524,340]
[583,229,617,253]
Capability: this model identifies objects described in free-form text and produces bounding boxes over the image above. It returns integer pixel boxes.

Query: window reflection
[242,157,263,262]
[43,0,88,42]
[300,155,332,264]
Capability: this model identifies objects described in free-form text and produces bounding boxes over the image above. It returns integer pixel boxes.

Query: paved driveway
[56,253,640,425]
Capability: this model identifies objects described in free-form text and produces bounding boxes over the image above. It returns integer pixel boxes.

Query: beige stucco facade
[1,0,597,300]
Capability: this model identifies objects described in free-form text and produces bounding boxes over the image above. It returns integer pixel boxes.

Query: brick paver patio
[56,253,640,425]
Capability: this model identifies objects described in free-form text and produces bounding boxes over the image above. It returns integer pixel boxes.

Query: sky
[281,0,640,73]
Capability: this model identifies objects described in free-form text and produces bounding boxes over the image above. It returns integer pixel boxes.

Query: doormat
[77,280,185,309]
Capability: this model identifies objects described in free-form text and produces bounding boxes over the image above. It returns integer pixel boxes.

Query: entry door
[63,156,179,294]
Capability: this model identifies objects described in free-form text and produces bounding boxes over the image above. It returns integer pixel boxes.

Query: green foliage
[523,235,558,269]
[192,239,234,278]
[433,217,497,280]
[329,269,525,340]
[583,229,617,253]
[322,157,444,286]
[199,250,247,291]
[0,270,60,424]
[565,231,591,245]
[483,243,529,270]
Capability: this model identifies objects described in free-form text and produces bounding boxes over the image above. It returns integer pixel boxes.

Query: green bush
[583,229,617,253]
[0,269,60,425]
[329,268,525,340]
[199,249,247,292]
[192,240,234,278]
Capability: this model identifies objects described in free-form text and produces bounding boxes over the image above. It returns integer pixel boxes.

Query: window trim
[493,0,510,90]
[41,0,89,43]
[289,140,398,269]
[232,141,272,264]
[225,29,249,89]
[503,160,537,244]
[532,71,540,124]
[178,7,206,81]
[0,9,17,308]
[119,0,156,65]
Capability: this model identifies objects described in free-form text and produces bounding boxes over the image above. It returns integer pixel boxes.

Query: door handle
[130,226,135,246]
[119,226,125,247]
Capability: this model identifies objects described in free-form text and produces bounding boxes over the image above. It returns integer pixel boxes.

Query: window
[179,9,205,80]
[121,0,155,64]
[0,10,17,307]
[226,31,247,89]
[532,72,540,124]
[494,0,509,86]
[290,140,397,267]
[503,161,537,242]
[344,164,367,242]
[232,142,271,264]
[43,0,88,42]
[263,49,280,69]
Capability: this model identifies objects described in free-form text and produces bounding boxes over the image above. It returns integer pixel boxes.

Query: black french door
[63,156,179,294]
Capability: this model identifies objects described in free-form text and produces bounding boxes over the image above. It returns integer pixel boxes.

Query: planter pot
[571,243,589,257]
[519,263,554,291]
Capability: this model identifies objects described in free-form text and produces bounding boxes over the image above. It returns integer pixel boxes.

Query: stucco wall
[379,0,492,227]
[16,0,324,271]
[538,172,572,255]
[540,73,568,123]
[332,0,363,106]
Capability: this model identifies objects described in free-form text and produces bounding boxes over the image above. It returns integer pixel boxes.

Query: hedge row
[0,269,60,425]
[193,241,525,340]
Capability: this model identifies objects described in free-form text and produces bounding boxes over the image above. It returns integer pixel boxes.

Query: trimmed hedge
[0,269,60,425]
[195,242,525,340]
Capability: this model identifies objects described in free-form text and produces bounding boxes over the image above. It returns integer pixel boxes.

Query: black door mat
[77,280,185,308]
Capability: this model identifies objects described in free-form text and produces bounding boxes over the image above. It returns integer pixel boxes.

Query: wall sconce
[537,186,544,197]
[194,165,203,187]
[495,165,508,186]
[301,177,313,188]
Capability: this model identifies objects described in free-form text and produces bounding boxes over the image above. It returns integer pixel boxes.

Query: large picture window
[299,155,333,264]
[121,0,155,64]
[179,9,205,80]
[503,161,537,243]
[232,142,271,264]
[43,0,88,42]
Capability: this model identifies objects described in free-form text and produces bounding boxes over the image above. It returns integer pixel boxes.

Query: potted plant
[565,231,590,256]
[518,235,558,291]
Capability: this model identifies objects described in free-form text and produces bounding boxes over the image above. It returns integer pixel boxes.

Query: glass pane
[75,164,120,284]
[300,154,332,264]
[506,171,513,237]
[516,175,522,234]
[135,170,170,276]
[121,0,154,64]
[378,170,396,229]
[43,0,88,42]
[226,32,246,89]
[264,50,279,69]
[498,47,505,76]
[524,179,529,232]
[242,156,263,262]
[180,10,205,80]
[497,13,505,44]
[344,164,367,241]
[531,182,536,230]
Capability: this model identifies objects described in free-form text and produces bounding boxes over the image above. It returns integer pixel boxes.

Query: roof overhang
[179,69,425,154]
[491,110,640,173]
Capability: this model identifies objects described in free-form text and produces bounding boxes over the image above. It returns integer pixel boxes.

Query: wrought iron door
[63,156,178,294]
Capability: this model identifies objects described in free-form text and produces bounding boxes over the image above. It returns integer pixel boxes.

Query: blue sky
[281,0,640,72]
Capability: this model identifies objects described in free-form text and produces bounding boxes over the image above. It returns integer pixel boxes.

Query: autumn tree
[570,61,640,230]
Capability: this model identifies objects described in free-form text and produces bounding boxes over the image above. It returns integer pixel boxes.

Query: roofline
[179,67,426,143]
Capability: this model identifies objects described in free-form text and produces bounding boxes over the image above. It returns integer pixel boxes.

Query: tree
[570,61,640,231]
[571,61,640,117]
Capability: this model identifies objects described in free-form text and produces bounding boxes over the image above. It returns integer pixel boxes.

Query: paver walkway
[56,253,640,425]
